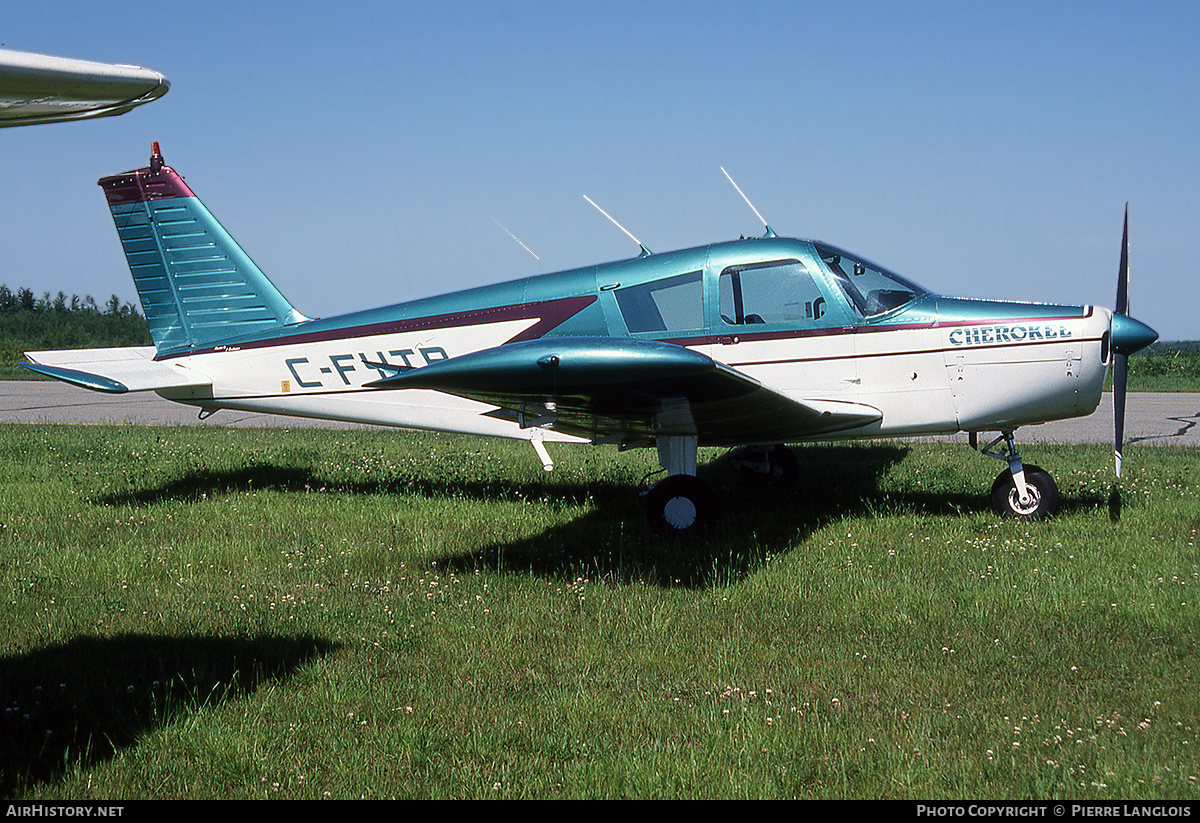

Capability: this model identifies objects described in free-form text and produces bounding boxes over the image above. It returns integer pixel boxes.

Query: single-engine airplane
[24,146,1159,532]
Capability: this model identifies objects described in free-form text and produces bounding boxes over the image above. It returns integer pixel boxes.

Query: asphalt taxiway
[1,381,1196,447]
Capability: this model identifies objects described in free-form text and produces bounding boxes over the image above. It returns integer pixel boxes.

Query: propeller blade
[1114,352,1127,479]
[1116,203,1130,315]
[1113,203,1130,479]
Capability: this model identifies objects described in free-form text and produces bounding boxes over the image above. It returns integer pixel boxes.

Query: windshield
[814,242,928,317]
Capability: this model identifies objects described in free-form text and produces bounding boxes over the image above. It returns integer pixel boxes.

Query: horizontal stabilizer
[23,346,210,394]
[367,337,881,444]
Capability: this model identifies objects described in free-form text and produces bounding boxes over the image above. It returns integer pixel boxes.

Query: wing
[365,337,881,445]
[23,347,209,394]
[0,48,168,127]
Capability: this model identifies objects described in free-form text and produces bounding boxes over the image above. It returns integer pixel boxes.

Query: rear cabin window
[615,270,703,333]
[719,259,827,325]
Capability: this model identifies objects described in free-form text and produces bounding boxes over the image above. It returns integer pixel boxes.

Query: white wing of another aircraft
[0,48,168,127]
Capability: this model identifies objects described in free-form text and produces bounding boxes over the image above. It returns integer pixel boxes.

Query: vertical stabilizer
[99,144,309,355]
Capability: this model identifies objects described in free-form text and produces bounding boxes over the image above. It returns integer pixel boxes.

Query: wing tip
[22,361,129,393]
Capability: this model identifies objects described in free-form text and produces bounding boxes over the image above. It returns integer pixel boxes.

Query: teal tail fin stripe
[99,146,309,355]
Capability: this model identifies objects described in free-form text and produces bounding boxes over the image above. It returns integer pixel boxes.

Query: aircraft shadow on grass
[95,441,1115,588]
[0,633,336,797]
[430,443,1108,585]
[419,444,911,583]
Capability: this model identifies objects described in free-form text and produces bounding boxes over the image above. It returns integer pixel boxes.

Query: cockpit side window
[719,259,826,325]
[615,270,703,333]
[814,242,927,318]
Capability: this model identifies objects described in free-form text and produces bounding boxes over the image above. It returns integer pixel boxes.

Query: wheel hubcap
[662,495,697,529]
[1008,485,1041,516]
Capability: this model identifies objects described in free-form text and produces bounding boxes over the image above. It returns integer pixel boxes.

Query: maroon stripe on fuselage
[664,325,862,347]
[156,294,598,360]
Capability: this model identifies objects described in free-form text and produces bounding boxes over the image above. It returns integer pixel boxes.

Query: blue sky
[3,1,1196,340]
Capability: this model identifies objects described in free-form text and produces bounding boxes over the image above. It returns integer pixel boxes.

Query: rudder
[99,144,309,355]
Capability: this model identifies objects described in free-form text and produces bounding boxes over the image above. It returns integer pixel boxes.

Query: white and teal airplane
[25,146,1158,533]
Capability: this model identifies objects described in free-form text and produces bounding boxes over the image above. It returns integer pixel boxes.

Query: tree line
[0,284,151,368]
[1134,341,1200,381]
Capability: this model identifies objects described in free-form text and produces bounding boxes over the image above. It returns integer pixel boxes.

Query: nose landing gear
[979,431,1060,520]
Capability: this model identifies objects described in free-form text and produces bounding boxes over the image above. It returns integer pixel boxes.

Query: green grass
[1,424,1197,799]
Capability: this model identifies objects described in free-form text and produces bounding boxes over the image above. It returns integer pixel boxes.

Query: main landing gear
[643,437,800,534]
[644,473,718,533]
[643,435,717,534]
[979,431,1060,520]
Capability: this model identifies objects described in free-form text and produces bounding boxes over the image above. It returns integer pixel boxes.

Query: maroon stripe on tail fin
[99,145,195,205]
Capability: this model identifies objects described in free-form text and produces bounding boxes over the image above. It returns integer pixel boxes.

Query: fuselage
[153,236,1112,445]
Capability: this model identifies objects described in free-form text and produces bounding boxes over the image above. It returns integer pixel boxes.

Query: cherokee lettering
[949,323,1073,347]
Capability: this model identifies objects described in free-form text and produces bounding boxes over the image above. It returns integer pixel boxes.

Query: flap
[366,336,881,445]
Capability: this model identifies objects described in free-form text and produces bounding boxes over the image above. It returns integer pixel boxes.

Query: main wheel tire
[645,475,717,534]
[990,465,1059,520]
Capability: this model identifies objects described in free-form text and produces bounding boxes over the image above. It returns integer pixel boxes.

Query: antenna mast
[721,167,775,238]
[583,195,652,257]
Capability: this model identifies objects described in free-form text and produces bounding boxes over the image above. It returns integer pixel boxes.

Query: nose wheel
[990,464,1059,519]
[980,431,1060,520]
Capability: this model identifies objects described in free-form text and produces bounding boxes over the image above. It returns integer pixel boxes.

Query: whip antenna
[721,167,775,238]
[491,217,540,261]
[583,195,651,257]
